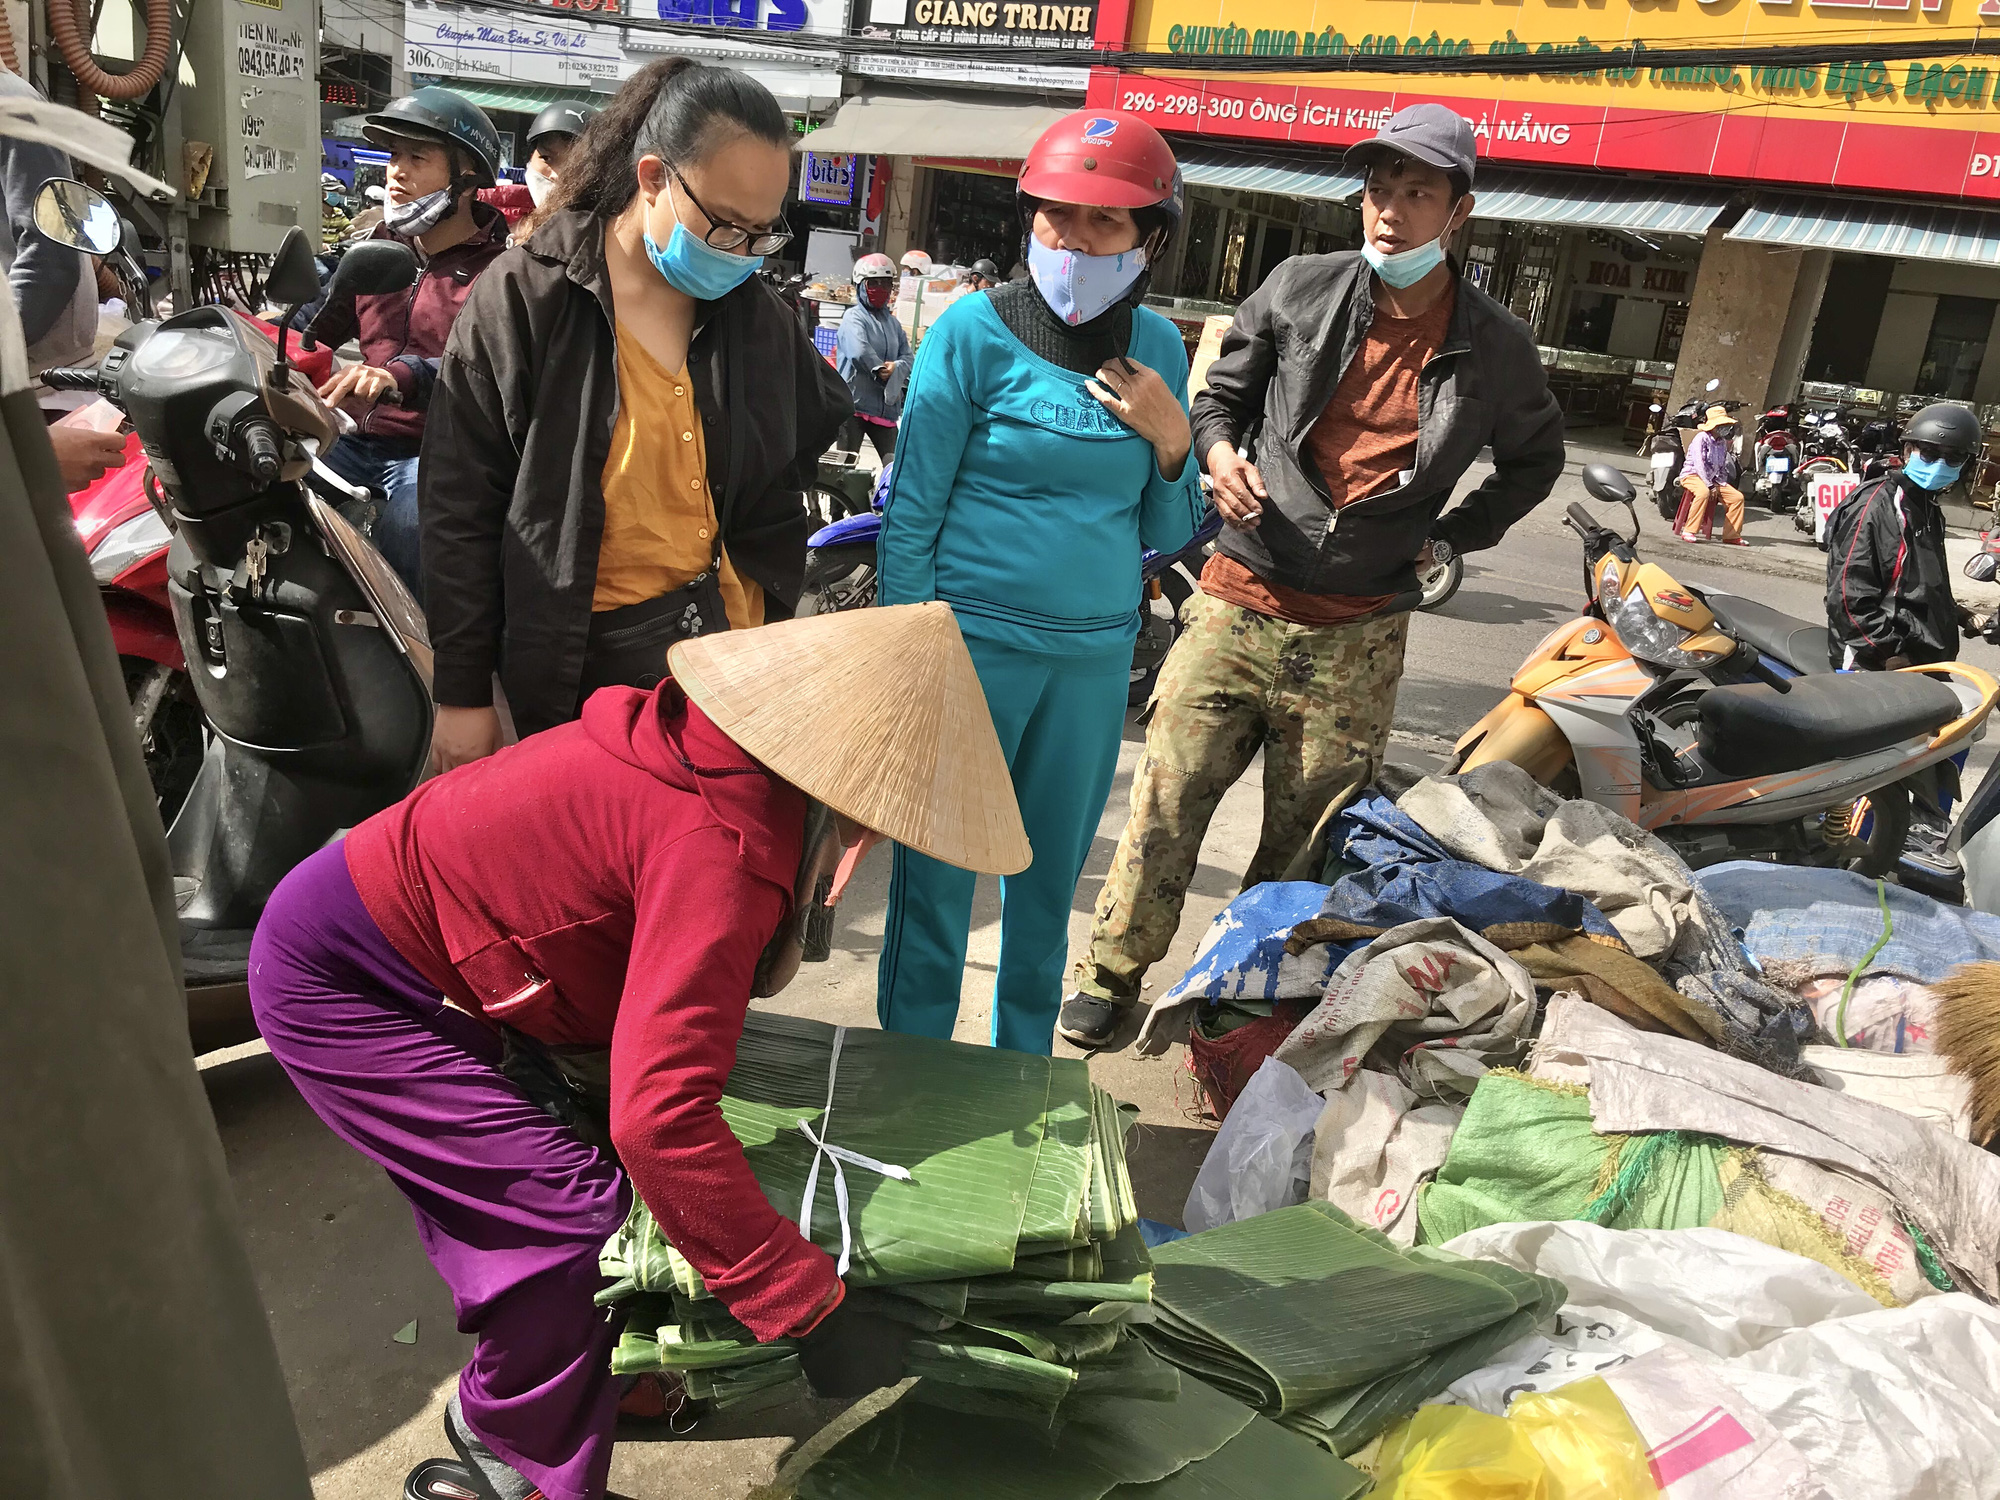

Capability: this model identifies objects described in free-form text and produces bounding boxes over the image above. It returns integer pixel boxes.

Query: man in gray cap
[1059,102,1564,1048]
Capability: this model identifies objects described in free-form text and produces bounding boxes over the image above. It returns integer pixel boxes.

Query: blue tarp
[1700,861,2000,982]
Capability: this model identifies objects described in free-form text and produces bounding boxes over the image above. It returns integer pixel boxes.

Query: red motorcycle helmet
[1018,110,1182,227]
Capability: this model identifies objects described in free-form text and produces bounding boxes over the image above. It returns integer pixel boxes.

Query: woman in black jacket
[420,58,851,765]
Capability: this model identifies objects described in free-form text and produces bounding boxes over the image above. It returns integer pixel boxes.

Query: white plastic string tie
[797,1026,911,1276]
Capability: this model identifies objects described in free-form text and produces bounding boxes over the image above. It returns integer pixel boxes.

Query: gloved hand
[795,1292,913,1398]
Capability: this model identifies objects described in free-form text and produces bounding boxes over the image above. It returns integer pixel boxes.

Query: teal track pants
[878,634,1130,1054]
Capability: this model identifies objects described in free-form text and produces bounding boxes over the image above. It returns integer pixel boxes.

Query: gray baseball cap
[1345,103,1478,189]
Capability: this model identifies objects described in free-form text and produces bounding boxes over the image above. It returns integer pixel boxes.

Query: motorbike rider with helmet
[308,86,509,599]
[1827,400,1990,875]
[875,109,1203,1055]
[480,101,601,232]
[961,257,1001,291]
[836,252,910,462]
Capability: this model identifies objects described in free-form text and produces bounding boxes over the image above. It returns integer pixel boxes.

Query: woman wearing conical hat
[246,603,1025,1500]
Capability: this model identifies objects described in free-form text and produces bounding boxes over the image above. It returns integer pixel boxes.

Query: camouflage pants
[1073,590,1409,1006]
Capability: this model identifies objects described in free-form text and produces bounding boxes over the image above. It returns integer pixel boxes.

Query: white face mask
[384,184,456,238]
[526,164,556,209]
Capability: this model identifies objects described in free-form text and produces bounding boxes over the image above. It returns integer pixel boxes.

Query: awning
[801,91,1072,160]
[1177,147,1361,201]
[1471,169,1729,236]
[1728,192,2000,266]
[1175,148,1727,236]
[443,81,606,117]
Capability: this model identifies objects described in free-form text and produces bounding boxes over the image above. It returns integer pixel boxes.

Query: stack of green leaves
[1139,1200,1566,1455]
[597,1011,1152,1418]
[796,1367,1371,1500]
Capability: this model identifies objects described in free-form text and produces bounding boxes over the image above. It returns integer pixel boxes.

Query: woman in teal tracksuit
[877,111,1202,1054]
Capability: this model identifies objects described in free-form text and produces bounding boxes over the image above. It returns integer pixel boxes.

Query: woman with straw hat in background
[246,603,1026,1500]
[874,109,1204,1055]
[1678,402,1749,545]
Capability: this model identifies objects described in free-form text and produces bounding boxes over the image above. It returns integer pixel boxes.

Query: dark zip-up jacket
[1825,471,1958,669]
[420,208,852,735]
[305,201,509,443]
[1191,251,1565,599]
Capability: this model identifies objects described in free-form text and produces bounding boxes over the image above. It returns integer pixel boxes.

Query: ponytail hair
[534,57,789,230]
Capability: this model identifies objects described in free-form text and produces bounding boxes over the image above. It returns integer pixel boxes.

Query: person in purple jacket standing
[308,87,510,597]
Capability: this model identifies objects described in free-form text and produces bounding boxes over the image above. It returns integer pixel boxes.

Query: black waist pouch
[578,571,728,701]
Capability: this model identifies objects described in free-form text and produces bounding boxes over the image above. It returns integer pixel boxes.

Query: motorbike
[1790,410,1856,543]
[1750,402,1798,514]
[38,181,434,1045]
[51,318,336,827]
[1449,461,1999,874]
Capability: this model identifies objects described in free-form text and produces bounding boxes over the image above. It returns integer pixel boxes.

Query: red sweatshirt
[342,683,837,1340]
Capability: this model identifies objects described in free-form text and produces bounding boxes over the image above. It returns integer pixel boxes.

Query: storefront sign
[852,0,1097,86]
[1813,472,1861,540]
[1096,0,2000,200]
[655,0,810,30]
[801,150,857,204]
[403,0,629,87]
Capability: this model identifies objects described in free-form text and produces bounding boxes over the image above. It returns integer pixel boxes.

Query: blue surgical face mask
[1027,235,1148,326]
[1904,452,1965,491]
[643,185,762,300]
[1362,234,1446,290]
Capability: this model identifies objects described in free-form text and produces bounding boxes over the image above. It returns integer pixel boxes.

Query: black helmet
[527,101,598,159]
[969,258,999,279]
[363,86,501,189]
[1904,402,1982,460]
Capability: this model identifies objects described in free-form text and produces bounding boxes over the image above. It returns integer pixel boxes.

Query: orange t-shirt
[1202,286,1454,627]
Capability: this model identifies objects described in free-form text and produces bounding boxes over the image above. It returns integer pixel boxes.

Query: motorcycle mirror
[266,225,323,308]
[1966,552,2000,584]
[327,239,419,301]
[32,177,119,256]
[1581,461,1639,507]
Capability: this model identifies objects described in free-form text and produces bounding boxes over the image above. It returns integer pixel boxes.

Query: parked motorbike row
[1641,380,1918,548]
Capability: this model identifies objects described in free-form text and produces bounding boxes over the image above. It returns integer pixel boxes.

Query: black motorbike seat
[1702,594,1834,675]
[1697,672,1961,778]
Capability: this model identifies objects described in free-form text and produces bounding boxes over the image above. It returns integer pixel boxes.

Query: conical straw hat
[668,602,1031,876]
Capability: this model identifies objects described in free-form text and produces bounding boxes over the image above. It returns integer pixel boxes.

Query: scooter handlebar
[40,366,98,391]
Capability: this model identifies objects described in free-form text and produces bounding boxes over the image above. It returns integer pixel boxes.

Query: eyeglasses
[668,164,792,257]
[1908,439,1973,467]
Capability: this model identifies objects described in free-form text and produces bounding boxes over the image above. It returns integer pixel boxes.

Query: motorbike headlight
[88,507,172,583]
[1604,586,1730,670]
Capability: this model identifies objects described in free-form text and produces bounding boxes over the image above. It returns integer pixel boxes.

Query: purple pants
[249,843,630,1500]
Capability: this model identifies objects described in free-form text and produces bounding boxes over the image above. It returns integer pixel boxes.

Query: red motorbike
[60,316,334,824]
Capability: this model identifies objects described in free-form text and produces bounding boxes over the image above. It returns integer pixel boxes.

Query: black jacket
[1191,252,1566,599]
[421,209,852,735]
[1825,472,1958,670]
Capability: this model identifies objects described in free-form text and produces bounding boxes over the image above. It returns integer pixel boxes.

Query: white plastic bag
[1183,1056,1322,1232]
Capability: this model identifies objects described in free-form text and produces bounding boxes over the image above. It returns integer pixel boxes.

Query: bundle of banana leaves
[597,1011,1154,1418]
[794,1367,1371,1500]
[1139,1200,1567,1455]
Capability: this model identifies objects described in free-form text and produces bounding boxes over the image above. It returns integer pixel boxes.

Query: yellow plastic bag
[1510,1379,1659,1500]
[1371,1406,1552,1500]
[1372,1381,1659,1500]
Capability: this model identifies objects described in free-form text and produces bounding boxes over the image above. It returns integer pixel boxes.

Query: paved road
[205,447,2000,1498]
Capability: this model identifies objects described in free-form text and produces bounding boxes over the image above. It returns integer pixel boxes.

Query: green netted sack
[1414,1070,1726,1244]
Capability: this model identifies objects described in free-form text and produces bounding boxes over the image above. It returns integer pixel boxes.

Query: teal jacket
[878,293,1204,657]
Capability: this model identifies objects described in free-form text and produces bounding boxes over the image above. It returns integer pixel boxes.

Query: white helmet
[853,252,897,281]
[899,249,933,275]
